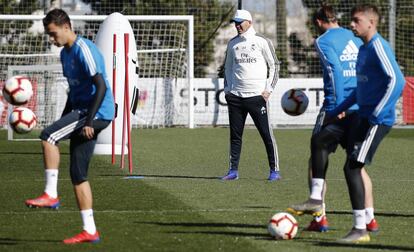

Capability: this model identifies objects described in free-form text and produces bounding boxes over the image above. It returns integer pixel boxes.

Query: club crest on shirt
[251,43,256,51]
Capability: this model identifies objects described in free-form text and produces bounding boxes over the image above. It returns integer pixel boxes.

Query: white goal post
[7,64,67,141]
[0,14,194,138]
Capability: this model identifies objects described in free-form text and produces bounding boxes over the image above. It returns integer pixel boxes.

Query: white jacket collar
[240,26,256,39]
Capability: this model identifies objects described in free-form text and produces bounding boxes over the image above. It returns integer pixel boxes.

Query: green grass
[0,128,413,251]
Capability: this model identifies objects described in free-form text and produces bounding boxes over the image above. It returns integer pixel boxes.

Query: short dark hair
[312,3,337,25]
[351,4,380,22]
[43,9,71,29]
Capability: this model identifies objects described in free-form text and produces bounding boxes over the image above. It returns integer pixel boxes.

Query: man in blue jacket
[25,9,115,244]
[287,4,378,233]
[327,4,405,243]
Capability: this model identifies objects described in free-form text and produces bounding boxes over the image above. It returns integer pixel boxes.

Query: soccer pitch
[0,128,413,251]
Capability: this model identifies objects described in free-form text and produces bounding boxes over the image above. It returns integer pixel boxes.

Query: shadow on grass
[0,237,60,245]
[314,241,414,251]
[137,221,264,229]
[136,221,270,239]
[326,210,414,218]
[0,151,48,155]
[167,230,269,238]
[136,221,414,250]
[243,205,273,209]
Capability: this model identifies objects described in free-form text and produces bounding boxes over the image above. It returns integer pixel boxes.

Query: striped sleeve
[223,40,234,92]
[314,36,344,104]
[77,38,98,77]
[261,36,279,92]
[371,38,396,120]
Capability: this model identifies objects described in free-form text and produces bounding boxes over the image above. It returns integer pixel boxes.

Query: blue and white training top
[315,27,362,111]
[61,36,115,121]
[328,33,405,126]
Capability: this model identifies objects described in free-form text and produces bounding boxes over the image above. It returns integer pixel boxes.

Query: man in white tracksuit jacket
[221,9,281,181]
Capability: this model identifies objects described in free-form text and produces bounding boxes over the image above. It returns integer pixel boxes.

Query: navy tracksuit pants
[225,93,279,171]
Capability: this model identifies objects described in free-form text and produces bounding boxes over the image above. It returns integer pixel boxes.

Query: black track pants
[225,93,279,171]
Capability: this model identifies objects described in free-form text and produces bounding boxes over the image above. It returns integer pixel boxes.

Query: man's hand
[323,111,346,125]
[82,126,95,139]
[337,111,346,119]
[262,91,271,102]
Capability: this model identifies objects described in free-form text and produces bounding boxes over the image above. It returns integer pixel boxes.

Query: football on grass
[281,89,308,116]
[2,75,33,105]
[268,212,298,240]
[9,107,37,134]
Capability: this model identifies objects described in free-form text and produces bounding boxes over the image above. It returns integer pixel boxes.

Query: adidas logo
[340,40,359,61]
[261,106,266,114]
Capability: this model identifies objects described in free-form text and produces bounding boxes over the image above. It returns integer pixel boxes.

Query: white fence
[135,78,324,127]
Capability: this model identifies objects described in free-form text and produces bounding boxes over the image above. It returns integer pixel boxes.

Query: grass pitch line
[12,177,414,183]
[0,208,279,215]
[326,178,414,182]
[1,208,414,215]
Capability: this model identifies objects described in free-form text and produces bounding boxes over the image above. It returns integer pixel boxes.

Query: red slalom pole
[120,35,127,170]
[120,101,126,169]
[123,33,133,174]
[120,122,126,168]
[111,33,117,165]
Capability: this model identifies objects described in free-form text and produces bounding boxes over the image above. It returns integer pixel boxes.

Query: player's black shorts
[312,109,327,136]
[346,116,391,165]
[311,109,357,153]
[40,110,111,184]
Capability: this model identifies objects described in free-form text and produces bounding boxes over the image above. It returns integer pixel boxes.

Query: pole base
[94,143,128,155]
[123,176,144,179]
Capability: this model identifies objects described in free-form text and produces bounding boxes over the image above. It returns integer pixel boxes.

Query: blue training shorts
[40,110,110,184]
[346,115,391,165]
[312,109,358,153]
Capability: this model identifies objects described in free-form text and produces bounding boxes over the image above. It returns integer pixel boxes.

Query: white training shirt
[0,99,4,117]
[224,26,280,97]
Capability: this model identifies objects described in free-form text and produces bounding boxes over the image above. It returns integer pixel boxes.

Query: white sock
[314,203,326,222]
[353,209,366,229]
[365,207,375,224]
[44,169,58,198]
[310,178,324,200]
[81,209,96,234]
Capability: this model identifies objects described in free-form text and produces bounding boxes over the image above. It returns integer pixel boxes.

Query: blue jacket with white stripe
[61,36,115,121]
[315,27,362,111]
[328,33,405,126]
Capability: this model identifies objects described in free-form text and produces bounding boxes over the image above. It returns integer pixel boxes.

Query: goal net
[0,14,194,139]
[6,65,67,140]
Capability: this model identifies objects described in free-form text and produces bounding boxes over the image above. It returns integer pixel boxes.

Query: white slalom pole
[111,33,117,165]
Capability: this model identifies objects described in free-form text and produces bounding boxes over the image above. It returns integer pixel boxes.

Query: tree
[81,0,233,77]
[276,0,289,77]
[0,0,42,80]
[0,0,41,54]
[395,1,413,75]
[80,0,137,15]
[302,0,413,76]
[0,0,39,14]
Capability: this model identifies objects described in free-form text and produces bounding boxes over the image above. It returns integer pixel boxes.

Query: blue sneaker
[221,169,238,180]
[268,170,281,181]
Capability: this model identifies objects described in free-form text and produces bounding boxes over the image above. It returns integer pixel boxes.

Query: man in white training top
[221,9,281,181]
